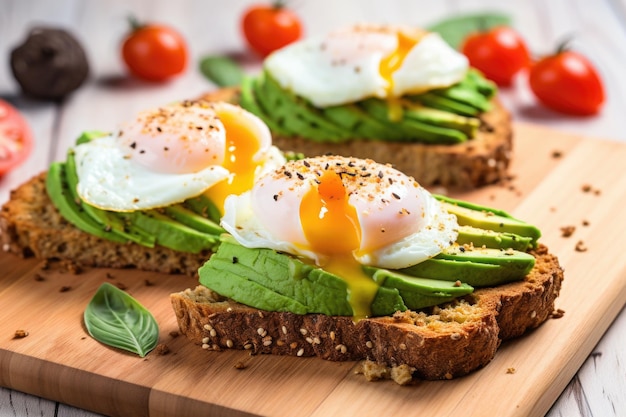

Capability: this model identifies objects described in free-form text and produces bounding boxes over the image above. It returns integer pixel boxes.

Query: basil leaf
[199,55,245,87]
[428,12,512,50]
[84,282,159,357]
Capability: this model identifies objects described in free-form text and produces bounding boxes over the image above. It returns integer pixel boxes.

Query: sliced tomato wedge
[0,99,33,175]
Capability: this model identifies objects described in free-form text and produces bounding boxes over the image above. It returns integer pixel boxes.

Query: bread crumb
[234,361,247,370]
[357,361,390,382]
[560,226,575,237]
[390,364,415,385]
[60,260,82,274]
[13,330,29,339]
[551,150,563,158]
[575,240,588,252]
[59,286,72,293]
[34,273,46,282]
[506,367,516,374]
[115,282,128,290]
[154,343,170,355]
[582,220,590,227]
[144,279,155,286]
[106,272,115,279]
[581,184,601,195]
[551,308,565,319]
[169,331,179,338]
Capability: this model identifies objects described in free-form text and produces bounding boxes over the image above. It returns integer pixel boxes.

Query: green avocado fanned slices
[435,194,542,247]
[199,236,479,317]
[241,68,497,144]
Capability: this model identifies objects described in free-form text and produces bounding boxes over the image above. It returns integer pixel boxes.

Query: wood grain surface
[1,123,625,417]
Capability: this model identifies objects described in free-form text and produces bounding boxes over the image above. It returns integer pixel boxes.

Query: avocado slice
[400,256,529,287]
[359,98,469,144]
[124,210,218,253]
[438,198,541,246]
[201,265,310,314]
[322,104,403,140]
[409,92,481,116]
[464,68,498,98]
[430,83,492,113]
[456,225,533,251]
[403,105,479,137]
[437,245,536,276]
[183,193,222,224]
[365,267,473,309]
[45,162,127,243]
[164,204,223,235]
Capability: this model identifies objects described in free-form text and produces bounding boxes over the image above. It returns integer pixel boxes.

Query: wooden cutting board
[1,123,625,417]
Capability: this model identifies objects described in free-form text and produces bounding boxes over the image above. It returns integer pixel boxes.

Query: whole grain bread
[171,245,563,384]
[0,172,209,275]
[200,87,513,189]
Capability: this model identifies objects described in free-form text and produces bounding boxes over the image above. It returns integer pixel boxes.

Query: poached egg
[264,24,469,107]
[73,100,285,213]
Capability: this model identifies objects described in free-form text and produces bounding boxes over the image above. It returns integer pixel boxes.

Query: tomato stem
[127,15,144,32]
[555,34,575,54]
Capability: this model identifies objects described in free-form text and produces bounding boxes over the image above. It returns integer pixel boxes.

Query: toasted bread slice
[171,245,563,384]
[200,87,513,189]
[0,172,209,275]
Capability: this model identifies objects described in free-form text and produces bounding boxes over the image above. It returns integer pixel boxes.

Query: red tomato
[0,99,33,175]
[241,3,303,57]
[461,26,531,87]
[122,19,188,82]
[529,50,605,116]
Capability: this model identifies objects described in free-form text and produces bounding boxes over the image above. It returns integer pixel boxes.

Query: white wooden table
[1,1,624,416]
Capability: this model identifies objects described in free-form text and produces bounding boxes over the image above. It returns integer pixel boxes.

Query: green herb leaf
[84,282,159,357]
[428,12,512,50]
[199,55,245,87]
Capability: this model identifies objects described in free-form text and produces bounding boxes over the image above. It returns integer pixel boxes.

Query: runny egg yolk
[300,169,379,319]
[204,108,261,214]
[379,31,420,122]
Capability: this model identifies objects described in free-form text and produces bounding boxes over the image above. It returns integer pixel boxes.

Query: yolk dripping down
[379,31,419,122]
[300,169,379,319]
[204,109,262,214]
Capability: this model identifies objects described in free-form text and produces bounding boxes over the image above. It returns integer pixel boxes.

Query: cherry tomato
[121,18,188,82]
[0,99,33,175]
[241,3,303,57]
[461,26,531,87]
[529,50,605,116]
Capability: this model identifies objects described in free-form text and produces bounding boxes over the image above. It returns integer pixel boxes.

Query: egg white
[74,135,230,211]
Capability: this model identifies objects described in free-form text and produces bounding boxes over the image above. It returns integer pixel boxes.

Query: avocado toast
[0,100,286,275]
[171,155,563,384]
[201,24,513,189]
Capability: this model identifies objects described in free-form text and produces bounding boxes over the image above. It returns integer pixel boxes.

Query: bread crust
[200,87,513,189]
[170,245,563,383]
[0,172,209,276]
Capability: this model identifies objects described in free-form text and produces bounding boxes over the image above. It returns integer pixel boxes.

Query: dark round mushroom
[10,27,90,100]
